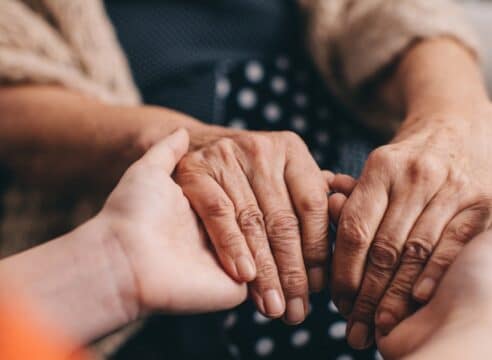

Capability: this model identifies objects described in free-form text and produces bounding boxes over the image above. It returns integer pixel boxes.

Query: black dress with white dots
[216,55,380,360]
[106,1,381,359]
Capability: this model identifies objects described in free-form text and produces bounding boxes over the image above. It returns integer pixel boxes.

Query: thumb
[140,128,190,173]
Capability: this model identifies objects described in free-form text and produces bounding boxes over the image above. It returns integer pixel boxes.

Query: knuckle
[265,210,300,243]
[255,258,278,286]
[243,135,273,158]
[447,220,480,244]
[353,293,379,318]
[405,155,442,184]
[175,153,206,183]
[369,239,400,271]
[303,240,328,266]
[427,253,454,272]
[281,269,307,296]
[204,138,236,163]
[386,276,414,300]
[298,192,328,214]
[237,205,265,238]
[338,213,371,252]
[279,130,303,145]
[402,236,434,265]
[204,195,234,219]
[367,146,395,168]
[216,231,245,255]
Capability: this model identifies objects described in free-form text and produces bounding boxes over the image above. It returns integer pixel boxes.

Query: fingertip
[330,174,357,196]
[322,170,335,184]
[166,128,190,158]
[412,277,436,303]
[375,310,398,336]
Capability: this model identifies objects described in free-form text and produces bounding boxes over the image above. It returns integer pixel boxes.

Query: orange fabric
[0,297,88,360]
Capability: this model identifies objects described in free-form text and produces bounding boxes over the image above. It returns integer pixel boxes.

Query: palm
[103,137,247,315]
[377,230,492,359]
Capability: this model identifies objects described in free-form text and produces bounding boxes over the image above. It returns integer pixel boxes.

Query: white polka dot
[291,115,307,132]
[336,355,354,360]
[271,76,288,94]
[328,300,339,313]
[228,344,240,359]
[253,311,271,325]
[263,102,282,122]
[316,131,331,145]
[374,350,384,360]
[294,93,309,107]
[216,78,230,98]
[223,312,237,329]
[229,118,246,129]
[245,61,264,83]
[328,321,347,339]
[276,56,290,70]
[237,88,257,109]
[291,329,311,348]
[255,337,275,357]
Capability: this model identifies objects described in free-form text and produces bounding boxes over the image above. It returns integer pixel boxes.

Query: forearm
[0,85,227,187]
[383,37,489,134]
[0,215,136,345]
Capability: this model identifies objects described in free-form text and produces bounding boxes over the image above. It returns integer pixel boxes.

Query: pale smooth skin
[377,230,492,360]
[0,130,247,346]
[332,38,492,349]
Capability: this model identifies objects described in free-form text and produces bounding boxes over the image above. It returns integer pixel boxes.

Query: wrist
[88,214,141,324]
[126,105,237,153]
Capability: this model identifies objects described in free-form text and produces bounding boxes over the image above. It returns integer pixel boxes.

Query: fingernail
[414,278,436,302]
[263,289,284,317]
[347,322,371,349]
[308,267,326,292]
[376,311,398,335]
[235,256,256,281]
[285,297,305,324]
[337,298,352,317]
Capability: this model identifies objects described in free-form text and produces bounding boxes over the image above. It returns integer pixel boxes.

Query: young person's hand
[100,129,247,315]
[377,230,492,360]
[0,129,247,344]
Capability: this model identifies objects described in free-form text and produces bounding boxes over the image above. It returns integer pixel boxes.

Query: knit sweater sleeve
[0,0,140,105]
[300,0,480,96]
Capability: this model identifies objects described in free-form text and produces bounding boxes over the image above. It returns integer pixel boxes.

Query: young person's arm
[0,130,247,349]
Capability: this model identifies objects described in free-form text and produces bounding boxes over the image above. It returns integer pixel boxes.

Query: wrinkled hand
[175,130,329,324]
[100,129,247,315]
[332,104,492,348]
[377,230,492,359]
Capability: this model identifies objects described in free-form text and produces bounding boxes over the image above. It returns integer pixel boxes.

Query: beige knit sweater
[0,0,481,357]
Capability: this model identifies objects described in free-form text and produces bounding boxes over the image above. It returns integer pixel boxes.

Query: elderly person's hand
[377,230,492,360]
[175,130,329,324]
[331,39,492,349]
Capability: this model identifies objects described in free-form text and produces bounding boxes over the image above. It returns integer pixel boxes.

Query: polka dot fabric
[215,55,379,359]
